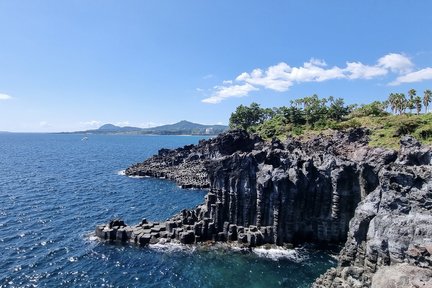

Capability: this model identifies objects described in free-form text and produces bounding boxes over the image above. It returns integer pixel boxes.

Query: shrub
[394,118,421,136]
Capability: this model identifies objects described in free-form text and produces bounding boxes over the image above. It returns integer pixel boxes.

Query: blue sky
[1,1,432,132]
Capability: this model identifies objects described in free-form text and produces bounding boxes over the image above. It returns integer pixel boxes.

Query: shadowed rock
[96,129,432,287]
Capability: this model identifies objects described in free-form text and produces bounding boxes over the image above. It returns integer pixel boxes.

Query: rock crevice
[96,129,432,287]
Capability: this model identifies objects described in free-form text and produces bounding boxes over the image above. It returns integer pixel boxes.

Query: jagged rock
[96,129,432,287]
[179,231,195,244]
[371,264,432,288]
[313,140,432,287]
[124,130,259,188]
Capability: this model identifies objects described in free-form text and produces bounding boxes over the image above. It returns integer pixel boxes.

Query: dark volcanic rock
[313,137,432,288]
[124,130,258,189]
[97,129,432,287]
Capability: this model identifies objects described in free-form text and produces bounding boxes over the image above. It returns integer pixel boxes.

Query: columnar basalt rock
[97,130,432,287]
[100,129,384,248]
[313,136,432,288]
[124,130,259,188]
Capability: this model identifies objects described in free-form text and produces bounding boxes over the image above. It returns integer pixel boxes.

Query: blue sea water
[0,134,336,287]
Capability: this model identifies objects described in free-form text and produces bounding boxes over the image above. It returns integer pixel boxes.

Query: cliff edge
[97,129,432,287]
[313,136,432,287]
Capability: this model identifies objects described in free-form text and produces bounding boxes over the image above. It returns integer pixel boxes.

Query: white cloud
[0,93,12,100]
[390,67,432,85]
[201,53,432,103]
[377,53,413,74]
[344,62,388,79]
[291,60,345,82]
[236,63,294,92]
[202,83,258,104]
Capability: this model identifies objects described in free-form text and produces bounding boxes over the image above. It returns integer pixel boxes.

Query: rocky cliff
[97,129,432,287]
[313,136,432,287]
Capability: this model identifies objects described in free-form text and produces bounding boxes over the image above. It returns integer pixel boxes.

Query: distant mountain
[98,124,120,131]
[97,124,143,132]
[142,120,228,135]
[74,120,228,135]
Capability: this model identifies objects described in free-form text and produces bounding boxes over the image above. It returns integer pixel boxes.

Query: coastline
[97,129,432,287]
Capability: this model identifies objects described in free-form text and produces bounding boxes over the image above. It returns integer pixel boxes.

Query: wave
[85,230,308,262]
[252,246,309,262]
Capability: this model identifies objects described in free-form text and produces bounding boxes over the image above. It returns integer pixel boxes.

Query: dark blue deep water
[0,134,336,287]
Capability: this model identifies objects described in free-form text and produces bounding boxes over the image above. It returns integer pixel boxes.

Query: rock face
[97,129,432,287]
[125,130,259,188]
[313,136,432,287]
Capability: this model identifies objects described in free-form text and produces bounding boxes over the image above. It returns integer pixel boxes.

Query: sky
[1,1,432,132]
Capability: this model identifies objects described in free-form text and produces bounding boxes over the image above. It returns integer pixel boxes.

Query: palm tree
[424,89,432,113]
[414,96,422,115]
[388,93,397,114]
[408,89,416,114]
[396,93,407,115]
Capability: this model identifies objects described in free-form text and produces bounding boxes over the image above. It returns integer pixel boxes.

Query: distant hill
[97,124,144,132]
[74,120,228,135]
[142,120,228,135]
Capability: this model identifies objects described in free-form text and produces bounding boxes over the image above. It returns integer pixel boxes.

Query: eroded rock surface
[97,130,432,287]
[313,136,432,287]
[125,130,258,188]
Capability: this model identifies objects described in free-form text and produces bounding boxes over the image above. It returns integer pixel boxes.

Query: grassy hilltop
[229,89,432,149]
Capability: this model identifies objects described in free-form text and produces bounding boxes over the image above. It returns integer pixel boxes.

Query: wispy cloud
[202,83,258,104]
[344,62,387,79]
[0,93,12,100]
[390,67,432,85]
[377,53,414,74]
[201,53,429,104]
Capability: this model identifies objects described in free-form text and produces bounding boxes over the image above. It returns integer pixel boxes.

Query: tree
[424,89,432,113]
[351,101,389,117]
[327,97,351,121]
[408,89,416,114]
[295,94,328,126]
[413,96,422,115]
[395,93,407,115]
[229,102,267,130]
[275,106,305,125]
[388,93,398,114]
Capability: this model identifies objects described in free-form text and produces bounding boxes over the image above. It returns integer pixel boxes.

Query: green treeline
[229,89,432,148]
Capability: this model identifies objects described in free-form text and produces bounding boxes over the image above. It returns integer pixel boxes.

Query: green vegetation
[229,89,432,149]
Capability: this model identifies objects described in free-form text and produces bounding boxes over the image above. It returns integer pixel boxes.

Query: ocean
[0,133,336,287]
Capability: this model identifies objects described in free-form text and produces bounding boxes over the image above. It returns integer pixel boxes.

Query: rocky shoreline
[96,129,432,287]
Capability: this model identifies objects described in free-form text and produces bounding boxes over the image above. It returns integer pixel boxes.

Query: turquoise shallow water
[0,133,336,287]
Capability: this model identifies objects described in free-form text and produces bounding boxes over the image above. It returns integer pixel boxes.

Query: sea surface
[0,134,336,287]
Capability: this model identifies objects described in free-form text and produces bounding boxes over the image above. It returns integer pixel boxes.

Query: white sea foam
[68,256,78,262]
[117,170,126,176]
[87,235,99,242]
[252,247,308,262]
[149,240,196,253]
[128,175,147,179]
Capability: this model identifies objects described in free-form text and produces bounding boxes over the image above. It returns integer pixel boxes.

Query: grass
[362,113,432,149]
[257,113,432,150]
